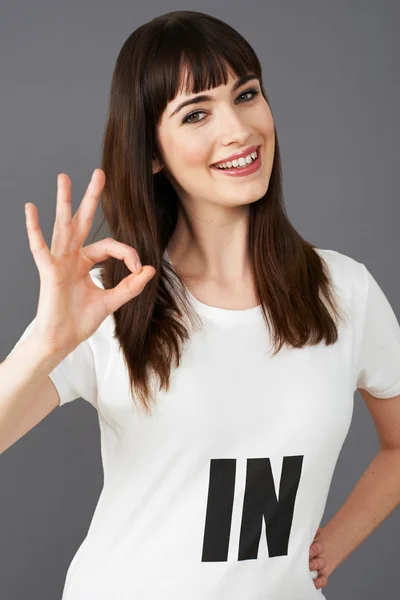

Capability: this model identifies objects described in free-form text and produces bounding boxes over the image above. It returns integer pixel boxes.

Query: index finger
[70,168,105,249]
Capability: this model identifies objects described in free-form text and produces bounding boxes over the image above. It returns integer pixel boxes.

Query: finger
[102,266,156,315]
[310,540,324,558]
[70,168,105,250]
[50,173,73,256]
[25,202,54,272]
[314,574,328,589]
[310,556,326,570]
[82,237,145,274]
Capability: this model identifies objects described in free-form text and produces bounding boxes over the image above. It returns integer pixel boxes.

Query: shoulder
[315,247,362,270]
[315,247,366,285]
[314,247,369,313]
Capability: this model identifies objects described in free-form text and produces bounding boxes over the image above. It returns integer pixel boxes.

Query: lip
[210,144,260,167]
[210,147,262,177]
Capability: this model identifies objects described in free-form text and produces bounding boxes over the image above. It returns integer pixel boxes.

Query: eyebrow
[169,74,261,119]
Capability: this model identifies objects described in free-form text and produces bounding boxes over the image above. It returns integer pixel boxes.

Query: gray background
[0,1,399,598]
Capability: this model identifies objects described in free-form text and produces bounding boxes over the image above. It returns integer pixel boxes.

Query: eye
[181,88,260,125]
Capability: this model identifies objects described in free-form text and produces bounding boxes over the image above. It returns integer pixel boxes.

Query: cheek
[256,104,275,137]
[172,138,210,168]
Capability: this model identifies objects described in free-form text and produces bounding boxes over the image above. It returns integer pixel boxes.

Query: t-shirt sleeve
[6,320,98,408]
[355,264,400,399]
[5,268,104,409]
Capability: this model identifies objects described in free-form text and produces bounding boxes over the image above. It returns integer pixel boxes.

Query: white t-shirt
[7,248,400,600]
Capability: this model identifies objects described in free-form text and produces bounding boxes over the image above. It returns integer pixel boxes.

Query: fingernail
[135,259,142,273]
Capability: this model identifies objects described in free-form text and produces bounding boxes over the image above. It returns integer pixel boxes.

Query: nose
[215,106,253,147]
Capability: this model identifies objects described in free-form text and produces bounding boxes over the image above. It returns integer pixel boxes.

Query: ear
[152,156,163,175]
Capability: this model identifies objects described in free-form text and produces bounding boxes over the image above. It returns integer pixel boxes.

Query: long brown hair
[90,10,347,416]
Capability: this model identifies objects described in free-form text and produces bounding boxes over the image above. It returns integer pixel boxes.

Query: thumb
[103,265,156,314]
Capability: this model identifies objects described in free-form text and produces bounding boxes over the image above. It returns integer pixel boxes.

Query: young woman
[4,10,400,600]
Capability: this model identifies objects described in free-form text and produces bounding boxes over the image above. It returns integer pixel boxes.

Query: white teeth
[214,150,258,169]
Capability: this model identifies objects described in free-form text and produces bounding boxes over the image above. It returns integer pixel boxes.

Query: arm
[0,336,68,455]
[319,389,400,577]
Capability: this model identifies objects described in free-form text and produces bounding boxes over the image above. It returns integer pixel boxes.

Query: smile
[210,146,262,178]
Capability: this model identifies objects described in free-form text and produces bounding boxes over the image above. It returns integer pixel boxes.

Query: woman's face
[153,69,275,210]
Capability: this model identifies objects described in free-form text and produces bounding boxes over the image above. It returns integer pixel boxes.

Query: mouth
[210,145,262,178]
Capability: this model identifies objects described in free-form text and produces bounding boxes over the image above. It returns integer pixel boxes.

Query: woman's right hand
[24,168,156,356]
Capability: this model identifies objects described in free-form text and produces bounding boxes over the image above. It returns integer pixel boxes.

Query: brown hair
[90,10,347,416]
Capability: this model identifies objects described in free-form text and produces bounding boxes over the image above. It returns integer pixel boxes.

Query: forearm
[321,448,400,577]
